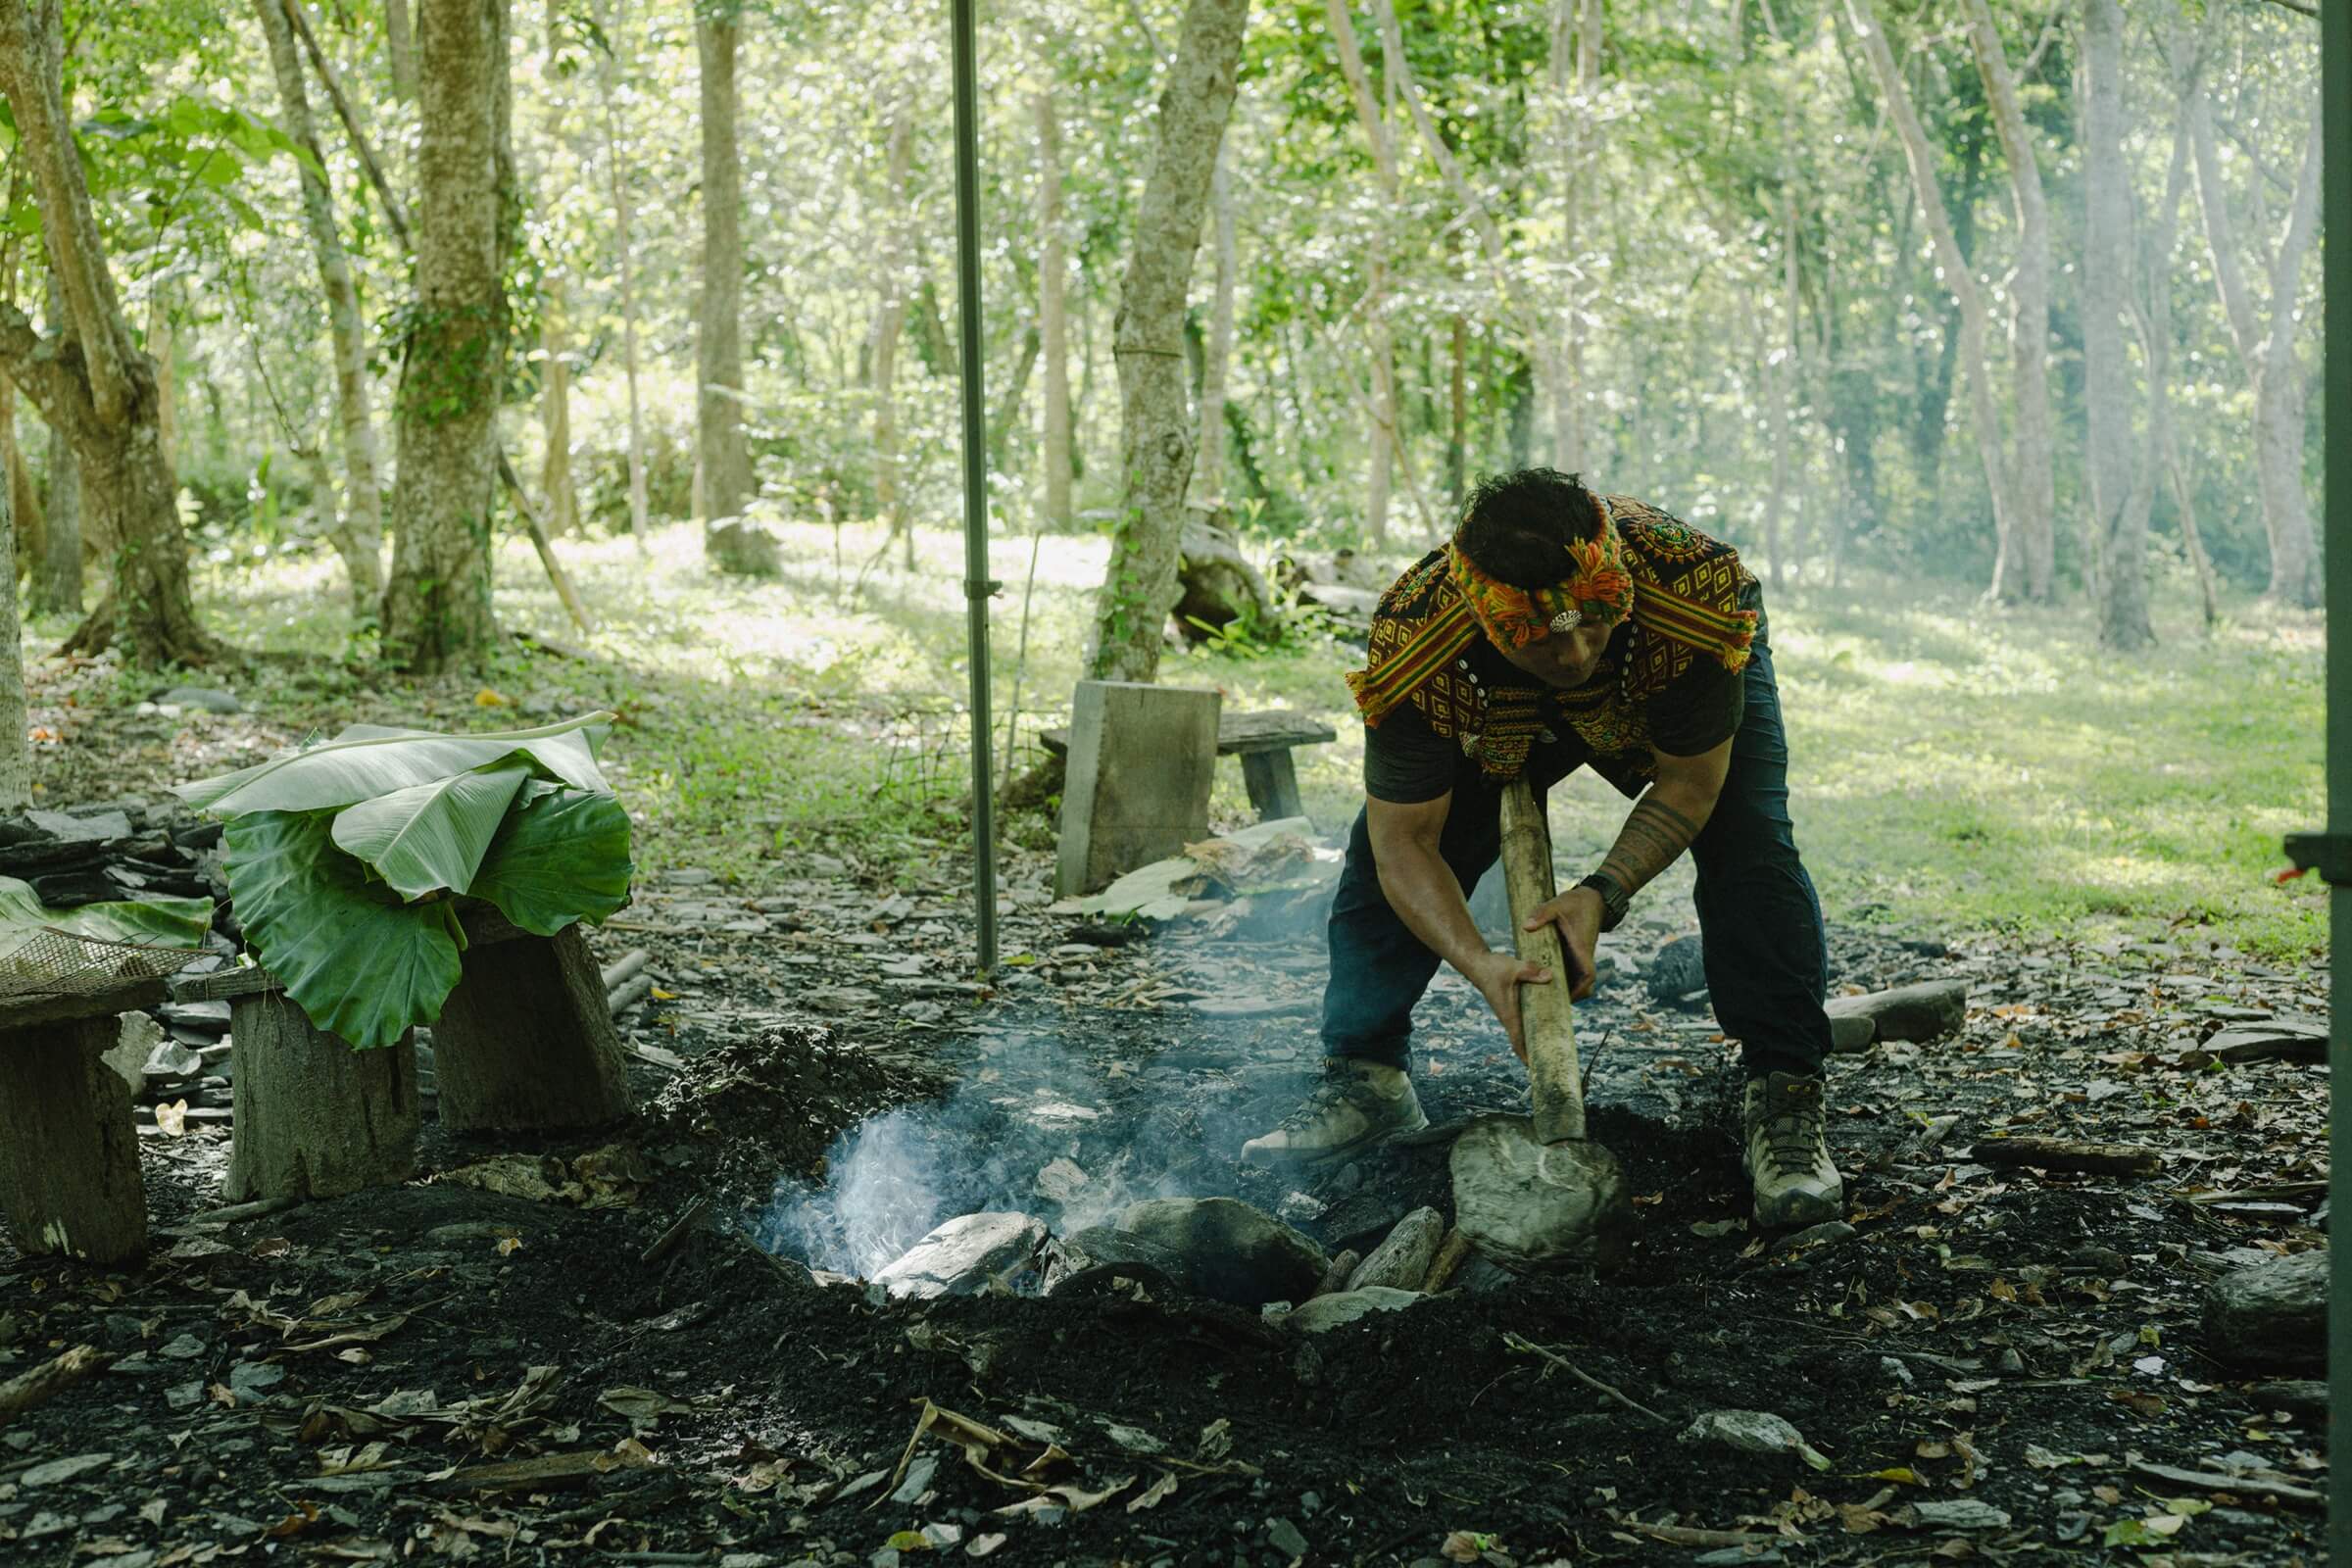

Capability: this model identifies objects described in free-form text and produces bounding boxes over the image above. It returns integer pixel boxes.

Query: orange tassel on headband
[1446,511,1637,651]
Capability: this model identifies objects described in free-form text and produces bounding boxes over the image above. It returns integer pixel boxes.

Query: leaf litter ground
[0,831,2328,1568]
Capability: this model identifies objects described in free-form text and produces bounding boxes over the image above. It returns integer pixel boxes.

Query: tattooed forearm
[1595,792,1704,895]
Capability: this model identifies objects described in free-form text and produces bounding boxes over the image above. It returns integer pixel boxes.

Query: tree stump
[0,983,161,1265]
[224,991,419,1201]
[432,915,632,1132]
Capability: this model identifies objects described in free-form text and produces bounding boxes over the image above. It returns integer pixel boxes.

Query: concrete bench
[174,903,634,1209]
[1041,708,1337,822]
[0,975,172,1266]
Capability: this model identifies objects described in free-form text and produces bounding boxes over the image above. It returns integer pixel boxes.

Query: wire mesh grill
[0,927,199,1003]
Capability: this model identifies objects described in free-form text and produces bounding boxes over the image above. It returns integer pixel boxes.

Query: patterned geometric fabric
[1347,496,1757,783]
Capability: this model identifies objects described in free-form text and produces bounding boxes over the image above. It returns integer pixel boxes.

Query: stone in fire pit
[872,1212,1050,1299]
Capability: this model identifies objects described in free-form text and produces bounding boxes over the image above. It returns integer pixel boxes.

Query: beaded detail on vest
[1346,498,1756,782]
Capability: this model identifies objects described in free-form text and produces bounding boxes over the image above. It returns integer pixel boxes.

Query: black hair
[1452,467,1603,589]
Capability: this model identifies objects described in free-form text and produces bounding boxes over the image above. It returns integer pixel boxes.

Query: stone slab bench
[0,975,171,1265]
[1041,709,1338,823]
[171,904,635,1212]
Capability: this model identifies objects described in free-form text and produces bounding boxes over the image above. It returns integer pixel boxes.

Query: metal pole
[2324,0,2349,1555]
[950,0,999,976]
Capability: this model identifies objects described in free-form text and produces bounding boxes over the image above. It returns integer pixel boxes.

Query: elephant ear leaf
[175,713,613,816]
[466,782,634,937]
[329,761,533,901]
[221,808,465,1051]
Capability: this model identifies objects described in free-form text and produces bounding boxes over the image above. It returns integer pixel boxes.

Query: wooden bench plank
[1039,709,1337,760]
[0,976,170,1029]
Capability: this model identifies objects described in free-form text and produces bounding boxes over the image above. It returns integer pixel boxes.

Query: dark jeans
[1320,629,1832,1080]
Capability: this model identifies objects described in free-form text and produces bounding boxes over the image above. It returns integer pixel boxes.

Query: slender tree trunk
[2186,40,2322,609]
[1446,312,1467,509]
[0,425,24,808]
[380,0,506,670]
[1962,0,2053,602]
[1846,0,2020,602]
[1088,0,1249,682]
[32,287,79,615]
[869,105,915,568]
[1324,0,1396,546]
[1035,88,1072,530]
[1546,0,1598,471]
[386,0,418,101]
[0,0,208,664]
[988,320,1040,477]
[541,281,577,533]
[257,0,385,620]
[597,0,648,545]
[694,8,754,530]
[1191,148,1235,509]
[2079,0,2149,647]
[148,287,177,466]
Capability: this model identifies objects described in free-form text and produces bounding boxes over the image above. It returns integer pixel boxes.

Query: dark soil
[0,857,2328,1568]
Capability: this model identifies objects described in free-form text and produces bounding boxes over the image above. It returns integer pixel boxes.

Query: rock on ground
[871,1212,1047,1299]
[1113,1197,1327,1308]
[1824,979,1967,1043]
[1042,1226,1191,1296]
[1283,1287,1420,1335]
[2204,1248,2326,1372]
[1678,1409,1814,1460]
[1347,1205,1444,1292]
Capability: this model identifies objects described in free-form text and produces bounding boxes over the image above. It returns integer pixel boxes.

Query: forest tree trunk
[2186,35,2322,609]
[540,281,577,534]
[380,0,506,671]
[257,0,385,621]
[1963,0,2054,603]
[868,106,916,568]
[598,0,649,546]
[1192,149,1235,509]
[694,8,755,529]
[1088,0,1249,682]
[1846,0,2021,603]
[33,355,79,617]
[2079,0,2149,648]
[1036,88,1072,530]
[0,0,210,665]
[1326,0,1396,548]
[386,0,418,101]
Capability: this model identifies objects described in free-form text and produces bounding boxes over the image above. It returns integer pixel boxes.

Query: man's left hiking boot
[1742,1070,1844,1229]
[1241,1059,1428,1167]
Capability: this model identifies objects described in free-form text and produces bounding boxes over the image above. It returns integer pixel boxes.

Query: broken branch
[1501,1333,1670,1426]
[1969,1137,2160,1178]
[0,1343,109,1426]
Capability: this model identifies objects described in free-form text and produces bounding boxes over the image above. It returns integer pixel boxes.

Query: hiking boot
[1241,1059,1428,1167]
[1742,1070,1844,1229]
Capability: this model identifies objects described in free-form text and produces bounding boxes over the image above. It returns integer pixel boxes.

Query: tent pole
[951,0,999,975]
[2318,0,2349,1555]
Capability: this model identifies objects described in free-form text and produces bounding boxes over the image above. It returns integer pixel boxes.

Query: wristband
[1577,871,1631,933]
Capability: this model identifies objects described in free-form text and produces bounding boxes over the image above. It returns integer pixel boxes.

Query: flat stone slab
[1114,1196,1327,1308]
[2204,1248,2326,1372]
[1284,1287,1420,1334]
[1825,980,1967,1043]
[872,1212,1047,1299]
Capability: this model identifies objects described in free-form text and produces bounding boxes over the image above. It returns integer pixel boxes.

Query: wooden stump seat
[1042,709,1337,824]
[0,978,167,1265]
[172,906,631,1207]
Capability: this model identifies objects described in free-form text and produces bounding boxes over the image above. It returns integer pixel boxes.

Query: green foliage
[0,876,211,950]
[183,716,635,1050]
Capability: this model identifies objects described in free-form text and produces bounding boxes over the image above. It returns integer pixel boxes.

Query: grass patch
[59,515,2325,959]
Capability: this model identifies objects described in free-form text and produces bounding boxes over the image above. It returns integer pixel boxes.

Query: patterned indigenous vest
[1347,498,1759,786]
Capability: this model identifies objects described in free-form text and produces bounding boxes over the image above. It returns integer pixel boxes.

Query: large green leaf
[329,761,533,901]
[466,782,634,937]
[0,877,212,949]
[222,809,465,1051]
[175,713,613,816]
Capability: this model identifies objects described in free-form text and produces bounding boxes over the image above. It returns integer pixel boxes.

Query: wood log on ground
[1420,1226,1470,1293]
[1310,1249,1359,1299]
[2126,1457,2321,1511]
[433,921,634,1131]
[0,1344,108,1426]
[1968,1137,2160,1177]
[2204,1247,2326,1373]
[1173,510,1271,640]
[0,1010,149,1264]
[600,949,651,991]
[224,991,420,1202]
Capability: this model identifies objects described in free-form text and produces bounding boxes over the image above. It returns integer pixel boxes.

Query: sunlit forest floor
[58,514,2326,962]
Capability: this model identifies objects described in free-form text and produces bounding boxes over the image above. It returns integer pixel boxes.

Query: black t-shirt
[1363,584,1763,804]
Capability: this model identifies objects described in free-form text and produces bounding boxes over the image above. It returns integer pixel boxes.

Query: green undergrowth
[63,515,2327,961]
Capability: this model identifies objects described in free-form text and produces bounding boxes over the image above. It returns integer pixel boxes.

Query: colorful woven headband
[1446,513,1637,652]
